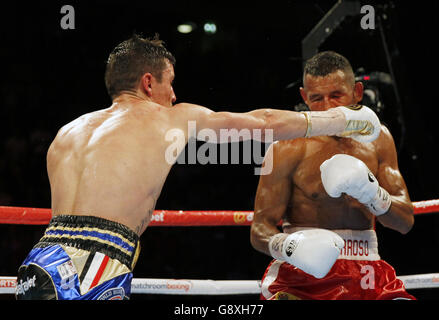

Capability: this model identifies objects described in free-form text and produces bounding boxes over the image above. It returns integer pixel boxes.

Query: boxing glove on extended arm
[302,105,381,143]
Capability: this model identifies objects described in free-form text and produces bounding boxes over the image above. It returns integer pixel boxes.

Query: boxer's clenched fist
[320,154,391,216]
[268,229,344,279]
[302,105,381,143]
[335,105,381,143]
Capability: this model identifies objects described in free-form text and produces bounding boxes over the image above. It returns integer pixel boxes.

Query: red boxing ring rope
[1,200,439,295]
[0,199,438,226]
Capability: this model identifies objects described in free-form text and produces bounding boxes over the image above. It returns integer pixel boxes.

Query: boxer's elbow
[249,226,260,250]
[260,110,283,137]
[378,205,414,235]
[400,203,415,235]
[400,213,414,235]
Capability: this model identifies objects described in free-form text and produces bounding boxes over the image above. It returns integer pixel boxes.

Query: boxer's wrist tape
[301,112,312,138]
[366,186,392,216]
[301,109,345,137]
[268,233,288,261]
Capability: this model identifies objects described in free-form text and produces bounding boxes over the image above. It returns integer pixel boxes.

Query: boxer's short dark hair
[303,51,354,82]
[105,33,176,99]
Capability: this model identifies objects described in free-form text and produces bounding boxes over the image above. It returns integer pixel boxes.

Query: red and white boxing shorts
[260,228,415,300]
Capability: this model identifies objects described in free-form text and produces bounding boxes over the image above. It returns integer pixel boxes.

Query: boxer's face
[300,70,363,111]
[148,59,177,107]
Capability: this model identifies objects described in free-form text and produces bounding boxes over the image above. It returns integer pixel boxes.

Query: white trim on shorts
[282,226,380,261]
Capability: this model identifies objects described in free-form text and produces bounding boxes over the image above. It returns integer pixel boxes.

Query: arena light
[177,23,195,34]
[203,22,217,34]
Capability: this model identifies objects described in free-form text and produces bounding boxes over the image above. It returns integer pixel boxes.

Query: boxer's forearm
[242,109,307,141]
[246,108,346,141]
[250,221,280,256]
[201,109,308,141]
[376,196,414,234]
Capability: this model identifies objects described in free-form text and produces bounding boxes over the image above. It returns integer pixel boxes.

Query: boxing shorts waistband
[36,215,140,270]
[282,226,380,261]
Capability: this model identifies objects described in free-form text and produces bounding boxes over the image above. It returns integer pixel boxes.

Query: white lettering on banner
[151,212,165,222]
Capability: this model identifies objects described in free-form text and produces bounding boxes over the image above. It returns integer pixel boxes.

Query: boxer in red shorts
[250,51,415,300]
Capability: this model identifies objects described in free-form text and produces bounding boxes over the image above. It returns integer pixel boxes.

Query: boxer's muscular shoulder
[52,110,112,153]
[58,110,106,136]
[374,124,393,146]
[168,102,213,126]
[274,138,306,156]
[173,102,211,114]
[270,138,307,173]
[373,124,396,157]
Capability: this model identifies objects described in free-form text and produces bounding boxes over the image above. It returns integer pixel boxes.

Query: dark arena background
[1,0,438,307]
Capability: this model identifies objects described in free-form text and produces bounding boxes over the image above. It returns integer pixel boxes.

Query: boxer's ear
[141,73,153,97]
[353,81,364,104]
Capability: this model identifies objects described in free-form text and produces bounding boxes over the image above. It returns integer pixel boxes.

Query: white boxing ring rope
[1,274,439,295]
[1,200,439,296]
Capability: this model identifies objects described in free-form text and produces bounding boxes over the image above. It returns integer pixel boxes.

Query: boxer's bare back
[48,98,182,235]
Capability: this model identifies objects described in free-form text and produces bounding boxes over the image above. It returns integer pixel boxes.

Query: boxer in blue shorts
[16,216,140,299]
[15,34,379,299]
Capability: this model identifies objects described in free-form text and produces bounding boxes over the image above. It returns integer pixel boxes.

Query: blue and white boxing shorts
[15,215,140,300]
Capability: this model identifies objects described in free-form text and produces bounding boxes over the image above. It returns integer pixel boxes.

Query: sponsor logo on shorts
[15,276,36,295]
[97,287,125,300]
[57,260,77,280]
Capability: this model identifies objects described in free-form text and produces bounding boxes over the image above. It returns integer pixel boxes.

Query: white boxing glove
[320,154,391,216]
[268,229,344,279]
[335,105,381,143]
[302,105,381,143]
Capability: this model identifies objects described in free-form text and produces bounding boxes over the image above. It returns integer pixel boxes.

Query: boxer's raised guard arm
[320,154,391,216]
